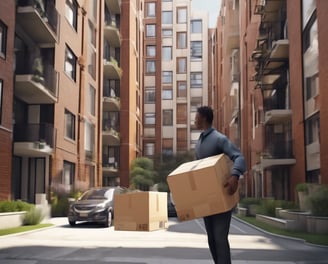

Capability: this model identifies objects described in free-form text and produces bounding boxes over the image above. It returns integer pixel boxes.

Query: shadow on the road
[60,222,109,229]
[0,245,212,263]
[167,218,206,235]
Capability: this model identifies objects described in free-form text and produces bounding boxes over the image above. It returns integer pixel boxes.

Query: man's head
[195,106,213,130]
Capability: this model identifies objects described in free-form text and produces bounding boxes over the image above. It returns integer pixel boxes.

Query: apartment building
[11,0,103,203]
[103,0,145,187]
[0,1,15,200]
[143,0,208,159]
[214,0,328,200]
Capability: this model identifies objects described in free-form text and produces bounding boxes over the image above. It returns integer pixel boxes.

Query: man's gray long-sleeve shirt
[195,127,246,177]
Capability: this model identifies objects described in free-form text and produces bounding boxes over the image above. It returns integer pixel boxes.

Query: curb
[232,215,328,249]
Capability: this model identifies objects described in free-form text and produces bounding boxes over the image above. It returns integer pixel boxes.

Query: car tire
[104,210,112,227]
[69,220,76,226]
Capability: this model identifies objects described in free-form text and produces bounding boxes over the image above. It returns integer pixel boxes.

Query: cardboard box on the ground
[114,191,168,231]
[167,154,239,221]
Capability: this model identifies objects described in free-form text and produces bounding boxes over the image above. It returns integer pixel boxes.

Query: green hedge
[309,186,328,217]
[0,200,34,213]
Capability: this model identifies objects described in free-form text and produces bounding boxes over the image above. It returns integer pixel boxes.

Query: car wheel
[104,210,112,227]
[69,220,76,226]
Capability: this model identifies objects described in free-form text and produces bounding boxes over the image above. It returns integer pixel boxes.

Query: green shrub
[23,207,44,225]
[239,197,261,207]
[256,199,298,217]
[296,183,309,193]
[51,197,69,217]
[309,186,328,217]
[0,200,33,213]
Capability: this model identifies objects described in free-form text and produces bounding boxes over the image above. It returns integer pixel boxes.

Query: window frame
[145,87,156,104]
[146,45,156,57]
[162,46,172,61]
[163,109,173,126]
[177,7,187,24]
[146,60,156,74]
[190,72,203,88]
[146,2,156,17]
[65,45,77,81]
[177,57,187,73]
[162,11,173,24]
[191,41,203,60]
[177,81,187,98]
[145,113,156,125]
[146,24,156,38]
[64,109,76,140]
[0,20,7,59]
[191,19,202,33]
[177,32,187,49]
[65,0,78,31]
[0,80,3,124]
[162,71,173,84]
[62,160,75,187]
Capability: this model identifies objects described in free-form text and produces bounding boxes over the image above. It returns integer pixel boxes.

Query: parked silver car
[68,186,123,227]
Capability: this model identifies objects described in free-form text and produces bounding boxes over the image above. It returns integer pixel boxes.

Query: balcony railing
[15,59,58,103]
[263,140,293,159]
[14,123,55,148]
[16,0,58,43]
[102,154,120,169]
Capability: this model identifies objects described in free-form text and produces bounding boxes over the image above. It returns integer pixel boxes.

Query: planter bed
[0,212,26,229]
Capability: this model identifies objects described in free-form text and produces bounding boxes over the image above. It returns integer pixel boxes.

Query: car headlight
[96,203,106,210]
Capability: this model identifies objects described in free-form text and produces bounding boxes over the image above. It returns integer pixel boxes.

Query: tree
[153,151,194,192]
[130,157,157,191]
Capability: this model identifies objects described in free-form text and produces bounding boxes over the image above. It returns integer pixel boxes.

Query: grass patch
[235,215,328,246]
[0,223,53,236]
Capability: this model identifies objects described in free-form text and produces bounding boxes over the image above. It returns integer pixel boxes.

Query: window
[88,21,96,47]
[177,81,187,97]
[162,138,173,156]
[65,109,75,140]
[146,45,156,57]
[145,113,155,125]
[191,97,202,111]
[303,12,317,53]
[103,111,119,130]
[88,48,96,79]
[65,0,78,30]
[145,87,156,103]
[162,29,173,37]
[162,87,173,100]
[191,72,203,87]
[177,32,187,49]
[0,80,2,124]
[177,57,187,73]
[88,85,96,116]
[144,143,155,156]
[306,74,318,100]
[177,7,187,24]
[146,60,156,73]
[65,45,77,81]
[146,2,156,17]
[191,41,202,60]
[191,19,202,33]
[162,71,173,84]
[85,121,95,152]
[63,161,75,187]
[162,46,172,61]
[146,24,156,37]
[0,20,7,58]
[177,104,187,124]
[305,113,320,145]
[163,110,173,126]
[162,11,173,24]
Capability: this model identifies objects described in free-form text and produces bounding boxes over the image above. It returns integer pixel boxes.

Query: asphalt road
[0,216,327,264]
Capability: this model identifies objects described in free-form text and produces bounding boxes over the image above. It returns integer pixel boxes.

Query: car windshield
[80,188,115,200]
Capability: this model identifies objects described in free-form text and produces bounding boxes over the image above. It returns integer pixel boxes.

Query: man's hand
[224,175,239,195]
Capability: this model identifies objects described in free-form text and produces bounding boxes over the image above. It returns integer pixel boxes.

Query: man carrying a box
[195,106,246,264]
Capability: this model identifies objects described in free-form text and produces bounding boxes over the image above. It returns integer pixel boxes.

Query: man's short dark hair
[197,106,213,125]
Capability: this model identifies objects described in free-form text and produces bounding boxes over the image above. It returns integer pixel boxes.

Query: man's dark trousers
[203,210,232,264]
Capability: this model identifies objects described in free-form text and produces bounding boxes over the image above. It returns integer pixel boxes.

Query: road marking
[195,218,207,234]
[231,223,247,234]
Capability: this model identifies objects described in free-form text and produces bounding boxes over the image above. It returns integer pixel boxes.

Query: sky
[191,0,222,28]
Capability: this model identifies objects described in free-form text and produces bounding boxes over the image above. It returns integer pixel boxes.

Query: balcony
[103,97,120,112]
[103,57,122,79]
[102,120,120,145]
[105,0,121,14]
[260,140,295,169]
[13,123,55,156]
[262,39,289,74]
[104,19,121,47]
[15,62,58,104]
[264,109,292,124]
[16,0,58,44]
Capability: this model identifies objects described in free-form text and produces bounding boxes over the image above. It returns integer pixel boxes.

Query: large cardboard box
[114,191,168,231]
[167,154,239,221]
